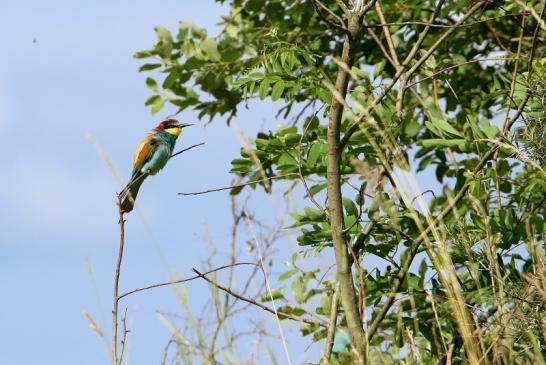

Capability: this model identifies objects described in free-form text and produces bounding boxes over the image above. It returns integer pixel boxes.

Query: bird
[119,118,192,213]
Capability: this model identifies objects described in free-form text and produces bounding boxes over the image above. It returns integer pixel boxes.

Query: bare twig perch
[112,195,126,365]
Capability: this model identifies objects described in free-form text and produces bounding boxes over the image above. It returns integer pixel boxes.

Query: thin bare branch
[171,142,205,159]
[311,0,351,35]
[322,283,340,363]
[406,57,514,89]
[178,173,299,196]
[504,1,545,134]
[362,12,529,29]
[118,262,257,301]
[526,0,546,74]
[374,0,406,117]
[335,0,350,15]
[192,268,328,327]
[118,308,129,365]
[112,196,126,365]
[502,14,526,135]
[375,1,400,67]
[517,1,546,33]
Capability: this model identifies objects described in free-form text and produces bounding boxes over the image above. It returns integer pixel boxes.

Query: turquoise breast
[141,131,178,176]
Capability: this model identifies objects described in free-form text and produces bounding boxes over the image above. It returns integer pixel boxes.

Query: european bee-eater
[120,119,192,213]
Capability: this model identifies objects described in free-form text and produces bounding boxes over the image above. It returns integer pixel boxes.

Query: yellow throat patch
[165,127,182,136]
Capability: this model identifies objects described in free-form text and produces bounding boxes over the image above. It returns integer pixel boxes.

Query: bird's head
[154,118,193,137]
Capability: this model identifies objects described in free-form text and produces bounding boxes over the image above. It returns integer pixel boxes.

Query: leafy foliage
[137,0,546,363]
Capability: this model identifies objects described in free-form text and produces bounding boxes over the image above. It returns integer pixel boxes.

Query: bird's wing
[132,136,156,174]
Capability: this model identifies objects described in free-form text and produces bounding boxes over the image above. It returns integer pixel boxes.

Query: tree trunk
[326,15,366,364]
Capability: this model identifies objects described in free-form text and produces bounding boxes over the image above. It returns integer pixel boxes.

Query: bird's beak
[179,123,193,128]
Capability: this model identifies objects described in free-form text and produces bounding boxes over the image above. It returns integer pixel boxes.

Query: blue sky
[0,1,323,364]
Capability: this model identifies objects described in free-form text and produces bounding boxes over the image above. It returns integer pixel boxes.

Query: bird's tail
[119,174,147,213]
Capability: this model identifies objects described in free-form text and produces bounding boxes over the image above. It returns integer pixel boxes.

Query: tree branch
[170,142,205,159]
[118,262,257,301]
[322,283,340,363]
[112,195,126,365]
[191,268,327,328]
[311,0,351,35]
[325,10,367,364]
[361,12,529,29]
[178,173,299,196]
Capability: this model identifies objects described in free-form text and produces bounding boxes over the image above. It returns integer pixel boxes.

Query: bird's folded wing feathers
[132,136,155,174]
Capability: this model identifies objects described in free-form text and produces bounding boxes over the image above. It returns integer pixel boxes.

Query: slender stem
[118,262,257,301]
[192,268,327,327]
[406,57,514,89]
[322,283,340,363]
[374,0,406,118]
[311,0,351,34]
[502,15,526,134]
[118,308,129,365]
[112,197,126,365]
[178,173,299,196]
[361,12,529,29]
[170,142,205,159]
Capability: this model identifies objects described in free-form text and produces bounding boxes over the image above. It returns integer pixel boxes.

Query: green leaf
[139,63,162,72]
[307,142,323,167]
[271,80,285,101]
[150,96,164,114]
[145,94,160,106]
[425,55,436,69]
[201,37,221,61]
[154,26,173,58]
[431,118,462,137]
[373,59,386,78]
[316,88,331,104]
[291,276,307,304]
[259,79,271,100]
[308,183,327,197]
[145,77,158,91]
[342,197,358,217]
[279,269,299,281]
[303,206,326,221]
[320,292,332,316]
[404,119,421,137]
[480,119,499,138]
[134,50,153,59]
[352,66,370,82]
[418,139,470,150]
[229,158,253,174]
[261,289,285,302]
[407,274,421,290]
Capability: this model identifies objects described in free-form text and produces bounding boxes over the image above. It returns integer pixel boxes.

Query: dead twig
[112,195,126,365]
[178,173,299,196]
[192,267,328,328]
[171,142,205,159]
[118,262,257,301]
[118,307,130,365]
